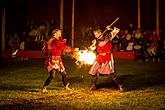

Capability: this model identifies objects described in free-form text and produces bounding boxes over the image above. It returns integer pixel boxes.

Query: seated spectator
[133,28,145,61]
[119,29,131,51]
[146,30,161,62]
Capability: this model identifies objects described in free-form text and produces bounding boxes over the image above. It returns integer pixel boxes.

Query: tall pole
[60,0,64,37]
[138,0,141,29]
[156,0,160,35]
[71,0,75,47]
[2,8,5,51]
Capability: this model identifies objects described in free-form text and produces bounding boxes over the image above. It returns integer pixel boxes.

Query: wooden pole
[60,0,64,37]
[71,0,75,47]
[2,8,5,51]
[138,0,141,29]
[156,0,160,35]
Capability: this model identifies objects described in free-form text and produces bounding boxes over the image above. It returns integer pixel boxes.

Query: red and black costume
[46,37,75,72]
[89,38,115,75]
[89,29,125,91]
[43,37,76,88]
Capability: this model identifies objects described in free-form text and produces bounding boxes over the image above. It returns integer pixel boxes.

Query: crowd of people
[6,20,165,92]
[84,23,164,62]
[5,20,165,62]
[6,19,60,51]
[110,26,162,62]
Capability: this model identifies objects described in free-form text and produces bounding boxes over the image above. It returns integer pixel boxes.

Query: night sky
[1,0,165,35]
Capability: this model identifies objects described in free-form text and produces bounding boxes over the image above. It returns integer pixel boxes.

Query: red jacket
[47,37,75,56]
[96,40,112,63]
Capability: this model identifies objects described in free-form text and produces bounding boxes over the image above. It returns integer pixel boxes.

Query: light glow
[76,50,96,65]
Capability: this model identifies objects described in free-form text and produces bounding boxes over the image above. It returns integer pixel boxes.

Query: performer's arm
[109,27,120,41]
[59,39,79,52]
[47,38,54,50]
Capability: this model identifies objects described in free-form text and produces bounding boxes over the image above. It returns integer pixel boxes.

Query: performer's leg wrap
[41,69,56,92]
[90,75,98,90]
[110,73,123,85]
[61,71,67,86]
[110,73,125,91]
[43,69,56,87]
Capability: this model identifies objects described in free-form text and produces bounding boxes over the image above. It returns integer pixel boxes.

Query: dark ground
[0,57,165,110]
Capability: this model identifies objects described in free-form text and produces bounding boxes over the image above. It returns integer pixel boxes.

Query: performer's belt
[52,56,61,60]
[52,55,61,58]
[99,52,110,56]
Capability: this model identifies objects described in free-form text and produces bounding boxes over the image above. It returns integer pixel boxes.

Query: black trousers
[43,69,67,87]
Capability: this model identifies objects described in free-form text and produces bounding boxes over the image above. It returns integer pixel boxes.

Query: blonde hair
[93,29,102,35]
[52,29,61,36]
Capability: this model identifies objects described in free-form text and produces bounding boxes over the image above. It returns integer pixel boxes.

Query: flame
[76,50,96,65]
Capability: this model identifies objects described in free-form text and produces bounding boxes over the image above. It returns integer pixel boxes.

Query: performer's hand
[75,48,79,52]
[106,25,113,30]
[62,39,67,42]
[89,45,96,50]
[92,39,96,44]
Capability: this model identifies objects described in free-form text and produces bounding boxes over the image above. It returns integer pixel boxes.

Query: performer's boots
[90,75,98,90]
[110,73,126,92]
[41,86,48,93]
[61,71,72,91]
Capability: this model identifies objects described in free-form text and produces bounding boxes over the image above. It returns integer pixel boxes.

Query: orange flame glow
[76,50,96,65]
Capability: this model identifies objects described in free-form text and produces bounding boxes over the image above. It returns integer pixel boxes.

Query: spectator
[133,28,145,61]
[147,30,161,62]
[128,23,134,35]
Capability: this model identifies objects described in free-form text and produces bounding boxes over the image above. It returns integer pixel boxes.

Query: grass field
[0,57,165,110]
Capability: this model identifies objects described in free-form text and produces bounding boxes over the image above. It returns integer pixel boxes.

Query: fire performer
[41,29,78,93]
[89,26,126,92]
